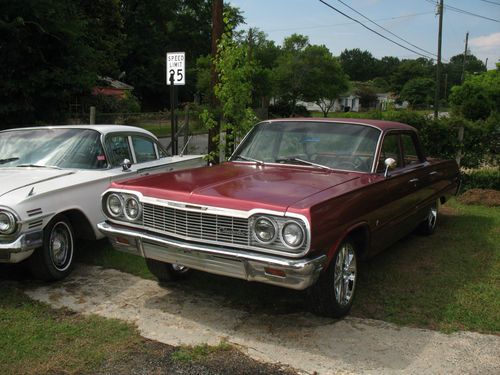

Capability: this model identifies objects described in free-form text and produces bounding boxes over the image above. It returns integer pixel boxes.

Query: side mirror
[122,158,132,171]
[384,158,397,178]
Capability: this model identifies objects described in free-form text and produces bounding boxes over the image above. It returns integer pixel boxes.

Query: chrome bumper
[97,221,326,290]
[0,231,43,263]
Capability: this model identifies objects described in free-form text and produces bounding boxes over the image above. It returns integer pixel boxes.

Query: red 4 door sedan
[98,119,460,317]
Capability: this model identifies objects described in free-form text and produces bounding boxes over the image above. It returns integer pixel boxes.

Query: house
[92,77,134,99]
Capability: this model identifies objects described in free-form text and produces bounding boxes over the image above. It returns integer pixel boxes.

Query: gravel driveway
[25,264,499,375]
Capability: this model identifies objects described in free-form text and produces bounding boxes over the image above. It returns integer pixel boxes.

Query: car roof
[265,118,416,132]
[0,124,156,138]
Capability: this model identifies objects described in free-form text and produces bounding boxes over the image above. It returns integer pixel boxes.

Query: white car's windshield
[0,128,107,169]
[232,121,381,172]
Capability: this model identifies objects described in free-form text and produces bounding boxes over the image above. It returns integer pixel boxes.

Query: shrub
[268,101,310,118]
[460,168,500,192]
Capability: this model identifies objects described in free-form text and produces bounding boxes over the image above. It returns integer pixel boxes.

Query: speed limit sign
[166,52,185,85]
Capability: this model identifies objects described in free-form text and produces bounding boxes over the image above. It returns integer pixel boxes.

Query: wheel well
[345,225,370,260]
[60,209,96,240]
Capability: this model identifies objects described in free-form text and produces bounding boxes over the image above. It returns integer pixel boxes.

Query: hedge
[460,168,500,192]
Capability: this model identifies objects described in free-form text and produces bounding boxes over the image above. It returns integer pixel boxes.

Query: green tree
[340,48,379,81]
[301,45,349,117]
[273,34,311,113]
[79,0,125,78]
[444,53,486,97]
[399,78,435,109]
[390,58,433,93]
[0,0,99,127]
[449,64,500,120]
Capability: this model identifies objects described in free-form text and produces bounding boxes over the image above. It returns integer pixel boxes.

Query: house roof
[97,76,134,90]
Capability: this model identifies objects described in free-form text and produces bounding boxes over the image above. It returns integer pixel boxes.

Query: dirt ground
[22,264,500,375]
[458,189,500,207]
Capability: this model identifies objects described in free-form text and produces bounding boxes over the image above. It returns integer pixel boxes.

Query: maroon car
[98,119,460,317]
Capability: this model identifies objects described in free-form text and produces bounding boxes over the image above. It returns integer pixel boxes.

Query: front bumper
[0,231,43,263]
[98,221,326,290]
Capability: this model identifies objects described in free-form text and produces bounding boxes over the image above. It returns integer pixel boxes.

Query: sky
[229,0,500,69]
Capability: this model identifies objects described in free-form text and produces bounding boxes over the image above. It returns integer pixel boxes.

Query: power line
[478,0,500,6]
[424,0,500,23]
[266,12,434,33]
[317,0,437,60]
[334,0,437,58]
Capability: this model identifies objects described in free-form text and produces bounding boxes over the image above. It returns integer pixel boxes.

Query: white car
[0,125,204,280]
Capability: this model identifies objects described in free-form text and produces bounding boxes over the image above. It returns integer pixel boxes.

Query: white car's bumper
[0,231,43,263]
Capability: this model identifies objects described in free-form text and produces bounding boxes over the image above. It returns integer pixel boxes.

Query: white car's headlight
[106,193,124,218]
[0,211,17,235]
[281,221,305,248]
[253,217,277,244]
[124,196,141,221]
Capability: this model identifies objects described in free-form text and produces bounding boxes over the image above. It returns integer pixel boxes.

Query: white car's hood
[0,168,75,198]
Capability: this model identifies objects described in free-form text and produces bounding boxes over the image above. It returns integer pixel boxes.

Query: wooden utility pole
[434,0,444,119]
[461,32,469,83]
[208,0,223,159]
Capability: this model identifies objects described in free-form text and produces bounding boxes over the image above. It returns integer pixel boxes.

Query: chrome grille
[142,203,249,246]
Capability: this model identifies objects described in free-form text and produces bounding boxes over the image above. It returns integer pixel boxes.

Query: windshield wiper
[232,155,265,165]
[0,157,19,165]
[17,164,62,170]
[275,157,333,171]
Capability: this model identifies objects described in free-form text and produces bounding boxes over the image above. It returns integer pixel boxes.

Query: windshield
[232,121,381,172]
[0,128,107,169]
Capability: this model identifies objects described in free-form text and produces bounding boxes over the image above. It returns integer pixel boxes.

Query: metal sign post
[166,52,185,155]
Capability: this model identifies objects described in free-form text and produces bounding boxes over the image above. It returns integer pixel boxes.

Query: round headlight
[107,193,124,218]
[281,222,305,248]
[0,211,16,235]
[253,217,277,244]
[124,196,141,221]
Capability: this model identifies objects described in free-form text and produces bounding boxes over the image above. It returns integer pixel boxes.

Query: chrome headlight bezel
[281,221,305,249]
[0,210,18,235]
[250,214,309,254]
[106,193,124,218]
[124,196,142,221]
[253,216,278,244]
[103,192,142,223]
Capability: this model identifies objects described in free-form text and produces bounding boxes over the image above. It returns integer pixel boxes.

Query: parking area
[23,263,500,375]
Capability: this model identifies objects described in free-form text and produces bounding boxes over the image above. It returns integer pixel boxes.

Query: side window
[401,134,421,166]
[132,136,157,163]
[106,135,132,167]
[377,134,401,173]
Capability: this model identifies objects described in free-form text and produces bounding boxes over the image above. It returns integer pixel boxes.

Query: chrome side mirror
[384,158,397,178]
[122,158,132,171]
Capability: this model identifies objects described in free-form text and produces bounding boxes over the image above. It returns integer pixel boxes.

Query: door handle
[408,178,419,184]
[429,171,438,176]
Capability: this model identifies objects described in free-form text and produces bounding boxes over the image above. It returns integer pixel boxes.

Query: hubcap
[49,222,73,271]
[334,243,357,306]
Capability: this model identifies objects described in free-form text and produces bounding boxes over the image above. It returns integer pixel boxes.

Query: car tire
[308,239,358,318]
[145,259,191,282]
[417,200,439,236]
[28,215,75,281]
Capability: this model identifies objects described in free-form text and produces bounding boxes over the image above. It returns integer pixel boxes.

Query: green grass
[171,341,232,363]
[352,200,500,333]
[0,283,142,375]
[78,199,499,333]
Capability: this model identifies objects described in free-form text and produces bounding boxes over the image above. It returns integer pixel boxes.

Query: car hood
[112,163,360,212]
[0,168,75,198]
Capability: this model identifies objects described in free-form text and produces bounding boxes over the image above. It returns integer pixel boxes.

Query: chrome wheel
[49,221,73,272]
[334,242,357,306]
